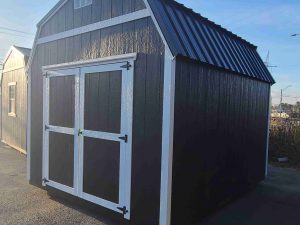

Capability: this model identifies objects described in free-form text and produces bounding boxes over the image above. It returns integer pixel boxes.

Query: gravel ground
[0,143,111,225]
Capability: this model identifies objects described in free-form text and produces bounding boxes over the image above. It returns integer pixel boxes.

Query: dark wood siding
[40,0,146,37]
[171,59,270,225]
[30,16,164,225]
[1,51,27,152]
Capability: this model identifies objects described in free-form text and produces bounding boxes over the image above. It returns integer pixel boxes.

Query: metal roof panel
[147,0,275,84]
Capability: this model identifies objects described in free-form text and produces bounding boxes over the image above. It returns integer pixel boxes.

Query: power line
[0,26,34,35]
[0,31,33,38]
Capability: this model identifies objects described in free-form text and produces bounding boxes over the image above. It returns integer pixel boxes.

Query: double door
[42,62,133,219]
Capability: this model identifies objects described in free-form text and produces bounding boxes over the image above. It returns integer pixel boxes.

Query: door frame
[42,53,136,219]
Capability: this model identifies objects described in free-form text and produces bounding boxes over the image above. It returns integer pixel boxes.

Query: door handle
[78,129,84,136]
[119,135,128,143]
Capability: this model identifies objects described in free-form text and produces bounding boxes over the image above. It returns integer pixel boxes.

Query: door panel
[84,71,122,133]
[49,132,74,187]
[49,76,75,128]
[43,61,134,219]
[83,137,120,203]
[43,68,79,196]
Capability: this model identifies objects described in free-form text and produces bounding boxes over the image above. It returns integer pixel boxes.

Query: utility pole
[279,85,292,117]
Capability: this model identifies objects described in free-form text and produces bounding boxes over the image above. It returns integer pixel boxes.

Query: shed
[1,46,30,154]
[27,1,274,225]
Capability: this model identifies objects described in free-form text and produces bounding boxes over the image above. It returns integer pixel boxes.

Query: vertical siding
[1,68,27,152]
[30,16,164,225]
[39,0,146,37]
[171,59,270,225]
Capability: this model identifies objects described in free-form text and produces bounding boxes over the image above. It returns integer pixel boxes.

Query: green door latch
[78,129,84,136]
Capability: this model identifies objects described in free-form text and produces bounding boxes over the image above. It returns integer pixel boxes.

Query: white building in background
[271,111,290,119]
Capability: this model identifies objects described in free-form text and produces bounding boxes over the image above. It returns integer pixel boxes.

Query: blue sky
[0,0,299,105]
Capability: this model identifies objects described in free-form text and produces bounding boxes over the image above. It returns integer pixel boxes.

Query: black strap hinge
[43,72,48,77]
[117,206,128,215]
[119,135,128,143]
[120,62,132,70]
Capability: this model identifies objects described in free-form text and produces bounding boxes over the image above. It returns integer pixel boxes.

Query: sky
[0,0,299,105]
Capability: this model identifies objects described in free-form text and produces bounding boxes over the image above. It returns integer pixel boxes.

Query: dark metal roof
[148,0,275,84]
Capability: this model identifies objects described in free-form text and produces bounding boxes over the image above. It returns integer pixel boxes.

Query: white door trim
[42,58,134,219]
[42,53,137,71]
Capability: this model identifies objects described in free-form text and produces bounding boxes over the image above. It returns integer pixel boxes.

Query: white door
[43,61,133,219]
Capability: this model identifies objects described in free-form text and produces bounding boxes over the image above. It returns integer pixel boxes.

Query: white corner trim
[37,9,150,45]
[26,61,32,181]
[42,53,137,71]
[160,48,176,225]
[26,25,42,182]
[265,86,272,177]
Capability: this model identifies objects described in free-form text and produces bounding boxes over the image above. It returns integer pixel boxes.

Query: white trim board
[42,53,137,71]
[159,48,176,225]
[265,86,272,177]
[37,9,150,45]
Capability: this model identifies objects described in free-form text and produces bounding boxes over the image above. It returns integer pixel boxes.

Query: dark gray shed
[1,46,30,154]
[27,1,274,225]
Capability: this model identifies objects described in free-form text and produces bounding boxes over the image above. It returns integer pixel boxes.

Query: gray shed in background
[27,1,275,225]
[1,46,30,154]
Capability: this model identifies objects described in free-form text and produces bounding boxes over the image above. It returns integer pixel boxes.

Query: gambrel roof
[32,0,275,84]
[147,0,274,84]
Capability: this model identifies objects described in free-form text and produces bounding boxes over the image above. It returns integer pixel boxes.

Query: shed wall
[40,0,146,37]
[171,59,270,225]
[1,68,27,152]
[30,14,164,225]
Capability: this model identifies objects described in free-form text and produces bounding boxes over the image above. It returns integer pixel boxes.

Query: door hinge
[43,72,48,77]
[45,125,50,130]
[120,62,132,70]
[117,206,128,216]
[42,178,49,183]
[119,135,128,143]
